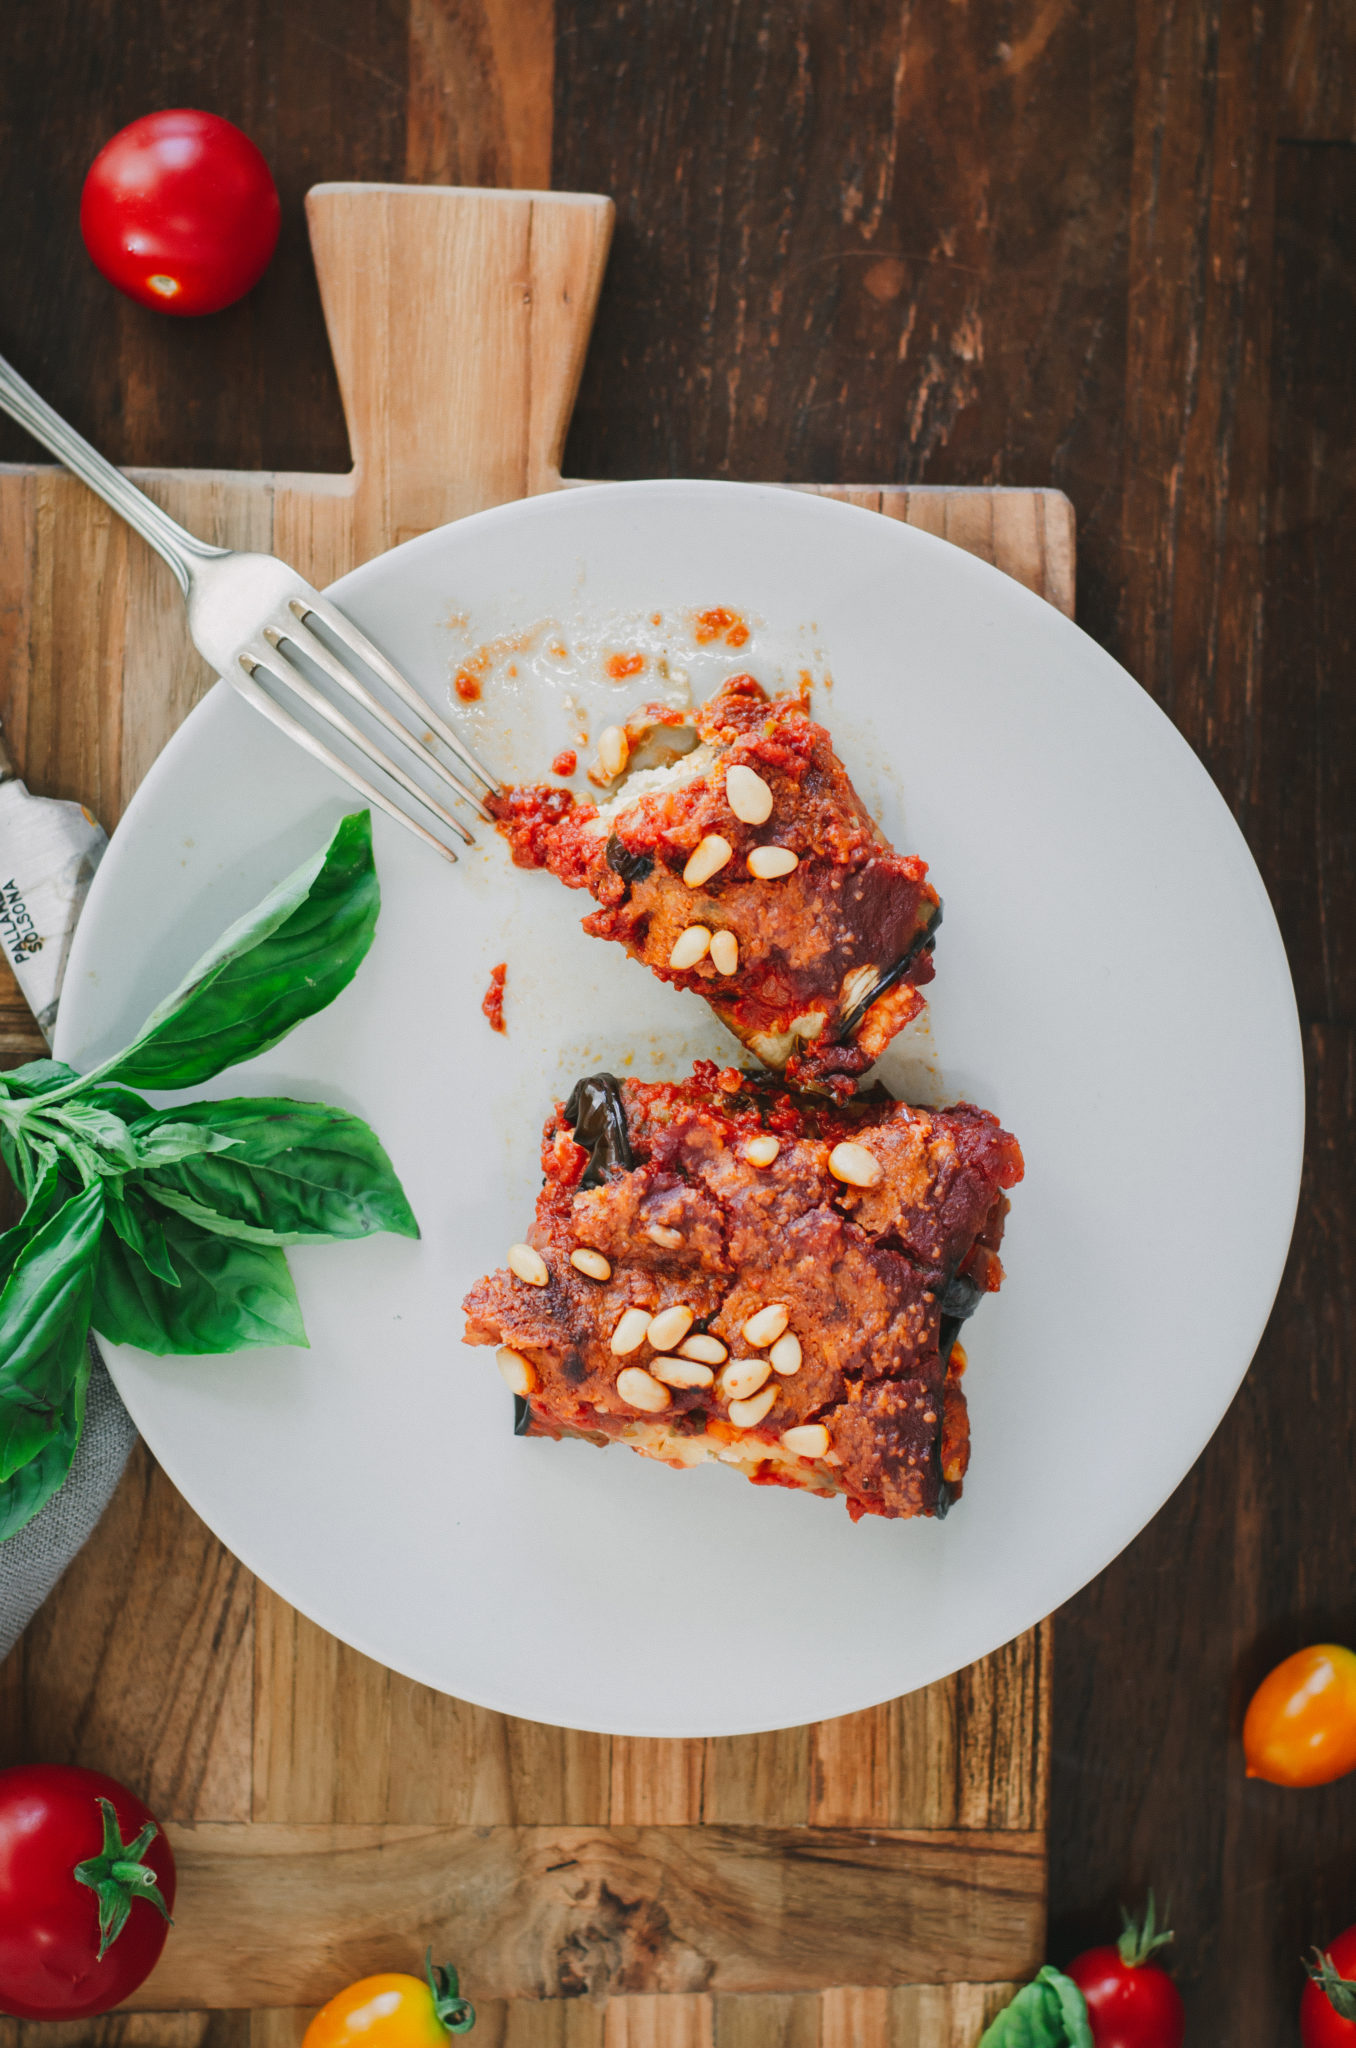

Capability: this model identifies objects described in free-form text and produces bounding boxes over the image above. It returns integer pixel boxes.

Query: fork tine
[240,642,476,846]
[274,611,494,822]
[230,666,458,864]
[296,593,503,793]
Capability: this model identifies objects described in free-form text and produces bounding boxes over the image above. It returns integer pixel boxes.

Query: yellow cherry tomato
[1244,1644,1356,1787]
[303,1956,474,2048]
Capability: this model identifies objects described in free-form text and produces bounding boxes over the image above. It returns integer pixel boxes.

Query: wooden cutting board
[0,185,1072,2048]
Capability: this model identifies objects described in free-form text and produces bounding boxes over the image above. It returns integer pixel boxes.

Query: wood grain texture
[110,1822,1042,2005]
[408,0,555,187]
[5,0,1348,2034]
[0,164,1055,2048]
[1049,136,1356,2046]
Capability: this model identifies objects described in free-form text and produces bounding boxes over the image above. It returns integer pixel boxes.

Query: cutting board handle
[304,183,613,556]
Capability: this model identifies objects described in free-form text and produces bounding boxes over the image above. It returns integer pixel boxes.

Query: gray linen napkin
[0,730,138,1658]
[0,1344,138,1661]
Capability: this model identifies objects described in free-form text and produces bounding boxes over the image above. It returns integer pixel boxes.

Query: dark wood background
[0,2,1352,2040]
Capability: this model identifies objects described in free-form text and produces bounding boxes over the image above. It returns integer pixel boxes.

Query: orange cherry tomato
[1243,1644,1356,1786]
[303,1956,474,2048]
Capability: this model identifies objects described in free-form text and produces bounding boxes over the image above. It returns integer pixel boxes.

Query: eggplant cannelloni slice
[489,675,940,1097]
[462,1063,1023,1522]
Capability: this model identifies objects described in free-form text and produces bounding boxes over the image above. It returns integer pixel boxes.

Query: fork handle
[0,350,227,596]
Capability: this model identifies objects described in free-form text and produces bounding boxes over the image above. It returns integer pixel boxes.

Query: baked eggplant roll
[462,1063,1023,1522]
[489,675,941,1097]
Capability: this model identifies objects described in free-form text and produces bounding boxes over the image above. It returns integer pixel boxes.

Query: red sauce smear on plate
[605,652,645,680]
[482,961,507,1034]
[694,606,749,647]
[454,669,482,701]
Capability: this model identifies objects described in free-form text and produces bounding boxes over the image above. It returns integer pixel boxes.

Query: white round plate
[57,481,1303,1737]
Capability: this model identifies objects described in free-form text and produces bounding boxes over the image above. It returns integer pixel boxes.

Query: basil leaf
[53,1099,141,1173]
[136,1097,419,1246]
[978,1968,1094,2048]
[76,1083,155,1124]
[93,1207,307,1354]
[0,1362,88,1541]
[132,1122,240,1168]
[92,811,379,1091]
[0,1058,82,1097]
[0,1182,104,1485]
[105,1184,180,1288]
[0,1160,72,1291]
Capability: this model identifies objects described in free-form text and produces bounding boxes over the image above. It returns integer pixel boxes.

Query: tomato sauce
[481,961,507,1034]
[694,606,749,647]
[605,652,645,681]
[551,748,578,776]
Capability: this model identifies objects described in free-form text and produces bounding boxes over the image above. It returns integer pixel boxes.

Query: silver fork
[0,352,501,863]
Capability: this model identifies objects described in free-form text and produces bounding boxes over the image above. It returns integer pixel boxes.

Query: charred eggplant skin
[563,1072,635,1186]
[838,900,945,1042]
[605,833,654,888]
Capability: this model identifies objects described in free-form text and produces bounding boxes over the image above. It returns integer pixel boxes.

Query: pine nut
[610,1305,652,1355]
[769,1331,802,1375]
[729,1386,777,1429]
[647,1304,695,1351]
[840,964,880,1014]
[683,834,733,887]
[741,1302,790,1348]
[570,1247,612,1281]
[669,924,712,970]
[508,1242,549,1286]
[823,1449,844,1467]
[781,1423,830,1459]
[725,763,774,824]
[747,845,798,879]
[709,928,740,976]
[646,1223,684,1249]
[721,1356,772,1401]
[651,1354,715,1389]
[744,1133,780,1167]
[597,725,629,780]
[617,1365,671,1412]
[678,1332,728,1365]
[496,1347,536,1397]
[828,1140,883,1188]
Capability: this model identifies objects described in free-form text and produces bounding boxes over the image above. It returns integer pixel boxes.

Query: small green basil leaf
[93,811,378,1091]
[105,1184,180,1288]
[0,1182,104,1485]
[132,1122,241,1168]
[0,1360,89,1541]
[0,1059,82,1097]
[53,1100,141,1172]
[136,1097,419,1246]
[93,1207,307,1354]
[978,1968,1094,2048]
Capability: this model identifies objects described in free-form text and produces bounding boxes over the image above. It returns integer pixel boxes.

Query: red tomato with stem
[1302,1926,1356,2047]
[1066,1894,1185,2048]
[81,110,280,316]
[0,1763,175,2019]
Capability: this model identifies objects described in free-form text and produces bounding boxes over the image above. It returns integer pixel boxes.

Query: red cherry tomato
[81,110,280,316]
[1066,1897,1185,2048]
[1301,1925,1356,2047]
[0,1763,175,2018]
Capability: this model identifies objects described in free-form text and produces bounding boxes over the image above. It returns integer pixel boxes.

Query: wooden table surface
[0,4,1352,2043]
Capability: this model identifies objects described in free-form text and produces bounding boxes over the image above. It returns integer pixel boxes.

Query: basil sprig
[978,1967,1093,2047]
[0,811,417,1539]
